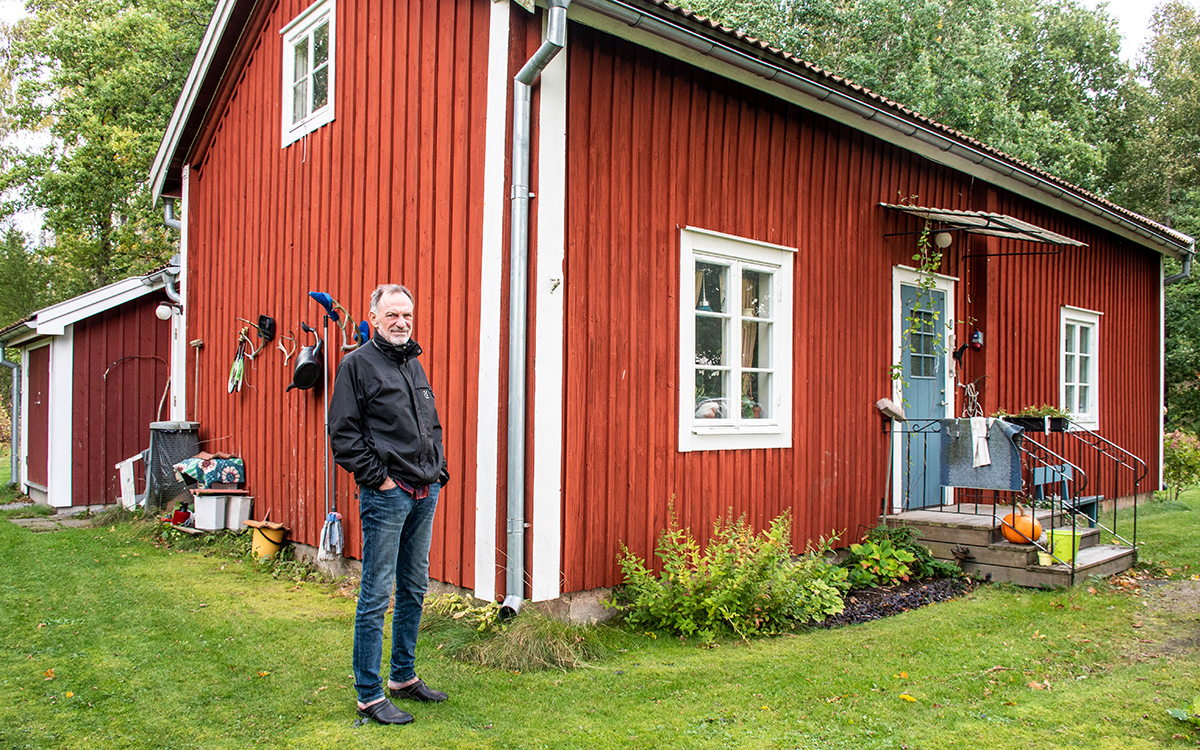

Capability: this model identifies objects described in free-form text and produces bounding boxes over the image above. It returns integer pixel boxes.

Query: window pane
[741,320,770,369]
[293,39,309,83]
[696,261,726,313]
[1079,325,1090,355]
[1065,353,1075,384]
[695,370,727,418]
[695,315,725,367]
[1065,385,1075,412]
[1065,323,1075,354]
[1078,355,1089,384]
[314,22,329,66]
[313,66,328,110]
[742,372,770,419]
[292,81,308,124]
[1078,385,1088,413]
[742,269,771,319]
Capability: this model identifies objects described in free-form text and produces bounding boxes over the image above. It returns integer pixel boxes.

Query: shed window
[1060,306,1101,430]
[281,0,336,147]
[679,227,795,452]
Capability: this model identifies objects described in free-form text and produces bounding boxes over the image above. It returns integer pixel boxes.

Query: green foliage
[1163,430,1200,502]
[688,0,1128,193]
[855,522,962,580]
[612,512,847,640]
[0,0,214,298]
[0,229,51,327]
[1011,403,1071,418]
[843,538,917,588]
[425,592,506,635]
[1167,694,1200,726]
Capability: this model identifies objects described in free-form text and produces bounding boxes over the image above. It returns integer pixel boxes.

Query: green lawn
[1,494,1198,749]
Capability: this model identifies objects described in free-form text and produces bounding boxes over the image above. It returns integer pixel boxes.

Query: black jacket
[328,333,446,489]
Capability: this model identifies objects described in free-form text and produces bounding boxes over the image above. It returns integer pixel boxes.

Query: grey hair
[369,284,414,314]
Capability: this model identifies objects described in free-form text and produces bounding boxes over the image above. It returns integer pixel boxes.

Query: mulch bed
[818,577,978,628]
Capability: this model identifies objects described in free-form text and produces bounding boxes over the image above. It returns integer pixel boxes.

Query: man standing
[329,283,450,725]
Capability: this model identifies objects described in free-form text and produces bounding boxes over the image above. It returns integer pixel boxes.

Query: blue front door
[900,284,946,509]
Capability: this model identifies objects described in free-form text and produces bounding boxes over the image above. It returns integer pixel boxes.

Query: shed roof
[0,267,174,348]
[150,0,1195,260]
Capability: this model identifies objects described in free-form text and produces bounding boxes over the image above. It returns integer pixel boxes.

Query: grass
[0,496,1198,749]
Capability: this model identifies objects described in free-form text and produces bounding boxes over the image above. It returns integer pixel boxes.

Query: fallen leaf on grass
[899,694,917,702]
[257,671,270,677]
[65,691,73,698]
[1132,622,1143,628]
[1028,682,1044,690]
[43,669,54,680]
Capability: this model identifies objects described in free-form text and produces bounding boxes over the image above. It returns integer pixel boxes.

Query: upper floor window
[281,0,336,147]
[678,227,795,452]
[1061,305,1101,429]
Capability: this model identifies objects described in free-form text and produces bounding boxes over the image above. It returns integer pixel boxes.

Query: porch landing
[884,506,1136,588]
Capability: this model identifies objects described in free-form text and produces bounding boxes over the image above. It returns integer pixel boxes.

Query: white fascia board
[33,275,166,336]
[150,0,240,203]
[473,0,512,604]
[1,322,40,348]
[570,2,1193,260]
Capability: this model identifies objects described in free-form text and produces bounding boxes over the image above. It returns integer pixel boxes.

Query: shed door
[27,345,49,488]
[900,284,946,509]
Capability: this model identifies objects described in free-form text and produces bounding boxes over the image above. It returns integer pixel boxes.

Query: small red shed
[0,267,184,510]
[149,0,1194,603]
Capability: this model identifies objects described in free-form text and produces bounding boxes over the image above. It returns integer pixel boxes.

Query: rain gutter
[1164,241,1195,285]
[504,0,571,619]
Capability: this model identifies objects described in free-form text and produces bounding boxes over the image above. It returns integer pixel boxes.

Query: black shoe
[390,678,448,703]
[357,699,414,725]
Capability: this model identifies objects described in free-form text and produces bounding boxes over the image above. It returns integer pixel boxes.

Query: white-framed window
[678,227,795,452]
[281,0,336,147]
[1060,305,1101,430]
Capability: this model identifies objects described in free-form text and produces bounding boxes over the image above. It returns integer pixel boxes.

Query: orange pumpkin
[1001,512,1043,544]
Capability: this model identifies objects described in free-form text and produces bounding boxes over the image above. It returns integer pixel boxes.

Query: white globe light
[934,232,953,249]
[155,303,174,321]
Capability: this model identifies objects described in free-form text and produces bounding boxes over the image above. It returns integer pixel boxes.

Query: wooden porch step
[959,545,1136,588]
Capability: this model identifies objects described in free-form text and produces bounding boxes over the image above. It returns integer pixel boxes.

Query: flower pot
[1049,528,1083,563]
[1002,416,1069,433]
[1037,551,1055,566]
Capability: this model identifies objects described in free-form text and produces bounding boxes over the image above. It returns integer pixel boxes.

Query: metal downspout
[1165,242,1194,285]
[0,347,18,488]
[503,0,570,619]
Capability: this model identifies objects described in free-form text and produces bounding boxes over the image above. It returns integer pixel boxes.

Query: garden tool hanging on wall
[227,329,247,393]
[236,315,276,359]
[307,291,361,352]
[285,323,323,392]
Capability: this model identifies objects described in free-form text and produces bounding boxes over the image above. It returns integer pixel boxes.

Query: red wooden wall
[184,0,490,590]
[559,26,1163,593]
[71,295,172,505]
[26,344,49,488]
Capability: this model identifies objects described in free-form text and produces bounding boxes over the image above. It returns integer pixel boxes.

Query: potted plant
[996,404,1071,432]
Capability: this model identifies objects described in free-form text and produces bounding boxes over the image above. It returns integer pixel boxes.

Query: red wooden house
[0,267,185,510]
[150,0,1194,601]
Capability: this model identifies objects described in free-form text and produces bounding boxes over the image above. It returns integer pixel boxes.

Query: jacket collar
[371,331,422,365]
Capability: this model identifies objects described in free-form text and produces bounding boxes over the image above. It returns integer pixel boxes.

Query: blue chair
[1032,464,1099,528]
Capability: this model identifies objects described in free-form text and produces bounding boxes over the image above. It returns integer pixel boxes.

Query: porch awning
[880,203,1088,247]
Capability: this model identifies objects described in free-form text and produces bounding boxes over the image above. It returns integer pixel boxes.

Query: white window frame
[678,227,795,452]
[1060,305,1101,430]
[280,0,336,148]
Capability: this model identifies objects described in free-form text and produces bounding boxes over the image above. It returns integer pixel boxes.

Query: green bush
[611,511,847,641]
[1164,430,1200,502]
[839,523,961,587]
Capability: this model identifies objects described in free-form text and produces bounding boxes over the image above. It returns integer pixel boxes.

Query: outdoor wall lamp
[155,302,180,321]
[934,231,953,249]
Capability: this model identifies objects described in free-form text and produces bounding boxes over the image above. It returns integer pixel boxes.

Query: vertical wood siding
[71,296,172,505]
[185,0,490,589]
[561,26,1162,592]
[26,345,50,488]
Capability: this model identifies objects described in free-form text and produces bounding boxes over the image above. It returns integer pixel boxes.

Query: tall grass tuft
[422,594,607,672]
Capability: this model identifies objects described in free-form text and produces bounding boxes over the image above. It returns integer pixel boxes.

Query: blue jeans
[353,482,439,705]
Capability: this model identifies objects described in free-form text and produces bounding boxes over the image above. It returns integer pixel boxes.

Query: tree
[0,0,213,300]
[686,0,1130,193]
[0,227,50,327]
